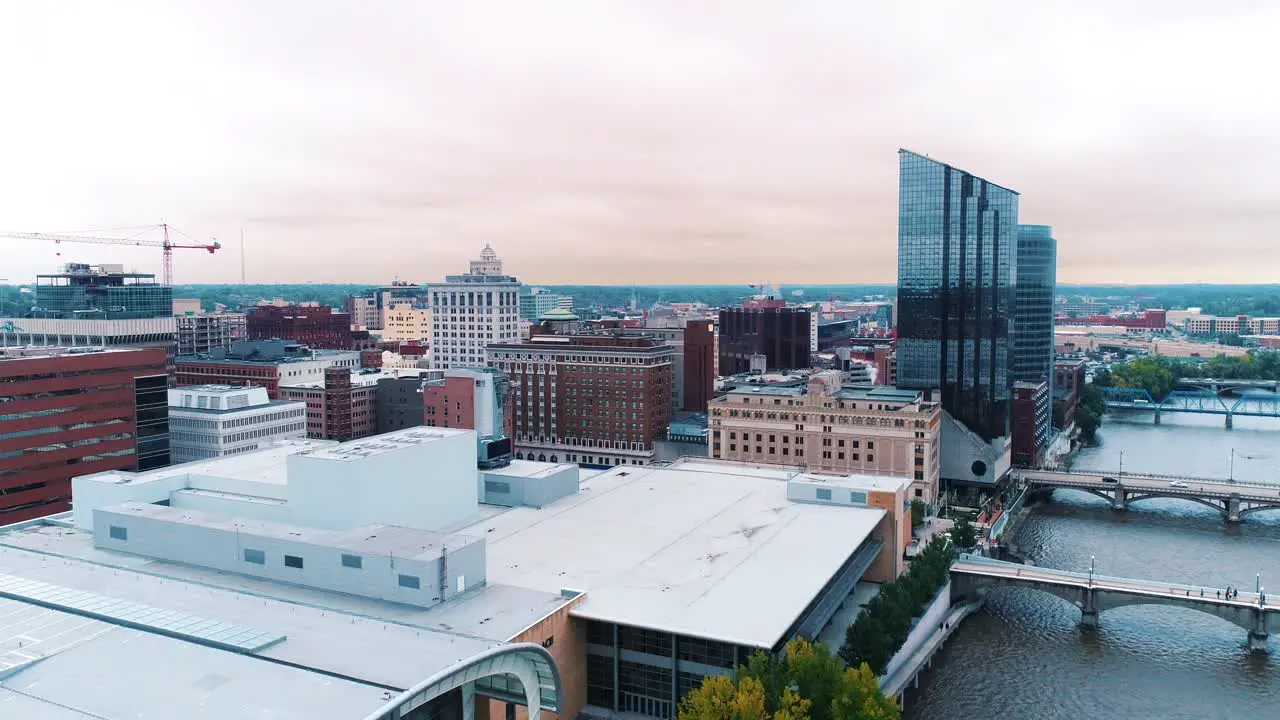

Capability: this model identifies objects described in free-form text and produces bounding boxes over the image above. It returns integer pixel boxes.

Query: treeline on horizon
[5,282,1280,318]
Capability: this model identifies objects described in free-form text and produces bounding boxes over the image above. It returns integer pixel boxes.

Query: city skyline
[3,2,1278,285]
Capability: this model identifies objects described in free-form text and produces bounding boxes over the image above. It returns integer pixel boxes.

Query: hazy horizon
[3,1,1278,286]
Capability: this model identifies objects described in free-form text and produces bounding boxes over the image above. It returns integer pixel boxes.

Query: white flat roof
[483,459,577,480]
[460,459,884,648]
[106,502,484,561]
[0,522,569,694]
[790,471,912,493]
[300,427,471,461]
[79,439,337,487]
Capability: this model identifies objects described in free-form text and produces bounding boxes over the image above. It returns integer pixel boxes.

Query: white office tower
[428,246,521,369]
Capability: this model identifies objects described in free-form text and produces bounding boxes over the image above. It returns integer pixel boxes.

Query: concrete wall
[287,430,479,532]
[92,506,485,608]
[168,489,290,524]
[70,474,185,529]
[479,464,579,508]
[880,581,952,681]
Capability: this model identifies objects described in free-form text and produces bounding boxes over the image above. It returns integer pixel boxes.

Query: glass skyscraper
[1013,224,1057,383]
[896,149,1019,441]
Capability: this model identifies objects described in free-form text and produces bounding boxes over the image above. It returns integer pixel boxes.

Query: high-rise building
[1014,225,1057,384]
[167,385,306,462]
[717,306,811,375]
[519,288,574,321]
[1010,380,1050,468]
[0,347,170,523]
[31,263,172,320]
[683,319,716,413]
[246,305,353,350]
[896,148,1019,442]
[488,331,674,467]
[427,246,521,369]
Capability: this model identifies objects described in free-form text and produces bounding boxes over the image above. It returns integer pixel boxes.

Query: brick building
[1052,358,1087,429]
[1011,380,1050,468]
[279,367,376,441]
[683,319,716,413]
[176,340,360,399]
[488,334,675,467]
[708,370,942,501]
[374,368,514,439]
[718,306,811,375]
[0,347,170,523]
[245,305,352,350]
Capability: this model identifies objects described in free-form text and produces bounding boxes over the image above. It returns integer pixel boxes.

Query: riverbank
[880,596,983,707]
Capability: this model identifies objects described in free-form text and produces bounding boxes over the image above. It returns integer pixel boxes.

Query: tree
[909,499,925,528]
[839,537,953,674]
[1091,368,1113,387]
[682,640,899,720]
[951,513,977,551]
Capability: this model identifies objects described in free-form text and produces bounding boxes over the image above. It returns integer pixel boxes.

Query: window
[849,490,867,504]
[284,554,304,569]
[244,548,265,565]
[485,480,511,494]
[816,488,832,501]
[108,525,128,541]
[399,574,421,589]
[341,554,363,569]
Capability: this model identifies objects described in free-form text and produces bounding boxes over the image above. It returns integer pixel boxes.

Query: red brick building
[682,319,716,413]
[1011,380,1050,468]
[246,305,353,349]
[0,347,170,523]
[279,367,376,441]
[488,334,675,467]
[1052,358,1087,429]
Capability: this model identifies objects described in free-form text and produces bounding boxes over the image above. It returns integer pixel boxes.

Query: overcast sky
[2,1,1277,286]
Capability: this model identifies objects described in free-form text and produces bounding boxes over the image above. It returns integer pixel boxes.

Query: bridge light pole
[1118,451,1124,479]
[1089,555,1095,586]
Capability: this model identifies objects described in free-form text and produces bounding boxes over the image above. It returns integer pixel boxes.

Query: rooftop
[78,438,335,488]
[0,519,568,717]
[302,427,470,461]
[460,459,884,648]
[482,459,579,480]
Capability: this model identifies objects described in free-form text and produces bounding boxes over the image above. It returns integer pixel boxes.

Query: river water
[905,413,1280,720]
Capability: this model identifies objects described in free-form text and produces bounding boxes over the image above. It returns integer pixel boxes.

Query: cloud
[1,0,1278,285]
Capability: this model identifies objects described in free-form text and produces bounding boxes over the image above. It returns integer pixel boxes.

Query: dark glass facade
[33,263,172,320]
[896,149,1019,441]
[1013,225,1057,384]
[717,307,811,375]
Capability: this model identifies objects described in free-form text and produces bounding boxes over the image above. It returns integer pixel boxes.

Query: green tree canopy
[679,639,899,720]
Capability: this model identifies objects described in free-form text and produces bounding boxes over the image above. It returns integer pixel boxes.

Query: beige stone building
[380,299,432,343]
[708,370,942,501]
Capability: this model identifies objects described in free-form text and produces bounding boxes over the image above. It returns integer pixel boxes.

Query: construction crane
[0,224,220,286]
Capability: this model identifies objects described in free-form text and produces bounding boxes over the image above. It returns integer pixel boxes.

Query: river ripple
[905,414,1280,720]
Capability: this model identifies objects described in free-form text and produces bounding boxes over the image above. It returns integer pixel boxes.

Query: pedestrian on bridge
[1217,590,1221,599]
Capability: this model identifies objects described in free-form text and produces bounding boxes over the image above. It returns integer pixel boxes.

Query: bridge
[951,555,1275,651]
[1103,377,1280,427]
[1016,469,1280,522]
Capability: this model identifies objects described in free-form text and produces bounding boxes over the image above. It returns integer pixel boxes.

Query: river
[905,413,1280,720]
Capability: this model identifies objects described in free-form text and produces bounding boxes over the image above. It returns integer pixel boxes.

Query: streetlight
[1089,555,1095,586]
[1257,573,1262,594]
[1118,451,1124,479]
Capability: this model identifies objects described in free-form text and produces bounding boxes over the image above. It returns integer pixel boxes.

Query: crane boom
[0,224,221,286]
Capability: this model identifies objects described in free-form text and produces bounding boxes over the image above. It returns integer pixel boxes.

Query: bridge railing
[1015,469,1280,489]
[954,555,1254,598]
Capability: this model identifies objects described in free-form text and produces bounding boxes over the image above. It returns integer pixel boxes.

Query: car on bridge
[1170,480,1190,488]
[1102,476,1118,484]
